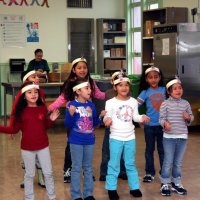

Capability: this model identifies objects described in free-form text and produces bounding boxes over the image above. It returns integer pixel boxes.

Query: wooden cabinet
[96,18,127,76]
[142,7,188,67]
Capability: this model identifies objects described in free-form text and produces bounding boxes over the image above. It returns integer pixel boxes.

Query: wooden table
[1,82,63,125]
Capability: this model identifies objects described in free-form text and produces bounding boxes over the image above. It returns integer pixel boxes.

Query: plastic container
[128,74,141,98]
[128,74,146,114]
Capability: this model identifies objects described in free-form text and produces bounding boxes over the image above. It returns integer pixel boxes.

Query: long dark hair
[14,82,44,125]
[138,67,164,93]
[62,60,95,100]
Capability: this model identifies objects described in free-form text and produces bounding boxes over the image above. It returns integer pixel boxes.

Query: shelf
[104,43,126,46]
[143,36,153,40]
[97,18,127,76]
[104,31,126,34]
[143,63,154,66]
[104,56,126,59]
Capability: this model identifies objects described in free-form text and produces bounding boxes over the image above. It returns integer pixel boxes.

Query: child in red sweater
[10,70,46,188]
[0,82,59,200]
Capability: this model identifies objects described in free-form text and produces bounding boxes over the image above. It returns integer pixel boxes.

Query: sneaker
[38,181,46,188]
[20,181,24,188]
[99,175,106,181]
[64,168,71,183]
[130,189,142,197]
[171,182,187,195]
[118,173,127,180]
[160,184,171,196]
[84,196,96,200]
[143,174,154,182]
[108,190,119,200]
[37,168,46,188]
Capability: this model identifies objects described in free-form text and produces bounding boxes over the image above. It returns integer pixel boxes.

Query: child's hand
[68,105,76,116]
[100,110,107,118]
[164,121,171,131]
[50,109,60,121]
[183,111,190,122]
[141,115,150,124]
[104,117,112,127]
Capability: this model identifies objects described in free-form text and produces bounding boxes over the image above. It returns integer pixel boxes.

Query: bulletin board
[0,14,26,48]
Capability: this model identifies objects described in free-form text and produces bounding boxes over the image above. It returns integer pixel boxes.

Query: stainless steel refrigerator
[153,23,200,125]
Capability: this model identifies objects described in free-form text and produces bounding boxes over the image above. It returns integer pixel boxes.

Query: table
[1,82,63,125]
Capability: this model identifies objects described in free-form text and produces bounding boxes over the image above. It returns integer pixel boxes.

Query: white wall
[0,0,124,64]
[163,0,199,22]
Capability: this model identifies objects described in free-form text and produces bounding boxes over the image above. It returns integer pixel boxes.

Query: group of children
[0,57,194,200]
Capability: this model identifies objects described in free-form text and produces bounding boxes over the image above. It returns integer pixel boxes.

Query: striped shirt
[159,97,194,138]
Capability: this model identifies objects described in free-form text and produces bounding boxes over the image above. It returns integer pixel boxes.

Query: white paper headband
[73,82,89,92]
[113,77,130,85]
[145,66,160,75]
[21,84,39,94]
[166,79,181,89]
[72,57,87,67]
[111,71,121,80]
[22,70,36,83]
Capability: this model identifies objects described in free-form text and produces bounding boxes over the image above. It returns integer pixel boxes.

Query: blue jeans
[70,144,94,200]
[100,127,126,177]
[160,138,187,185]
[144,125,164,176]
[105,139,140,190]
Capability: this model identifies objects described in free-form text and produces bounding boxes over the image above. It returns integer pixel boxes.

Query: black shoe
[84,196,95,200]
[160,184,171,196]
[20,182,24,188]
[130,189,142,197]
[108,190,119,200]
[143,174,154,183]
[38,182,46,188]
[171,182,187,195]
[99,175,106,181]
[64,168,71,183]
[118,173,127,180]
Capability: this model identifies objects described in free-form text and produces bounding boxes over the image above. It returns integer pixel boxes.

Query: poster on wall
[26,22,39,42]
[0,14,26,47]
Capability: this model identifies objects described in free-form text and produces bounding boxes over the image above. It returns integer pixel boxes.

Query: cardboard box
[103,23,109,32]
[115,48,121,57]
[103,50,110,58]
[48,72,61,83]
[61,63,72,73]
[103,39,108,44]
[114,36,126,44]
[144,20,154,37]
[121,60,127,69]
[105,59,122,69]
[122,22,126,32]
[110,48,116,57]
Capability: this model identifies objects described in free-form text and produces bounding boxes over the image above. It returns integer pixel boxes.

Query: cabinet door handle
[182,65,184,74]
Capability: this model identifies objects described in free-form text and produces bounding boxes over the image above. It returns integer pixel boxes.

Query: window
[126,0,161,74]
[67,0,92,8]
[143,0,161,10]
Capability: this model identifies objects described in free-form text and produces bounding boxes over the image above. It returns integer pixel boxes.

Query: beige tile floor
[0,121,200,200]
